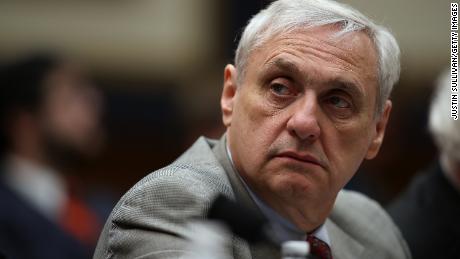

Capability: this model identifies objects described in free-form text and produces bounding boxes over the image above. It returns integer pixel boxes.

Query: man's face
[39,65,105,167]
[221,25,391,231]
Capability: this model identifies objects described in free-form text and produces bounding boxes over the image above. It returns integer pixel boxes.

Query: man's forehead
[262,25,376,63]
[254,27,377,86]
[252,26,376,74]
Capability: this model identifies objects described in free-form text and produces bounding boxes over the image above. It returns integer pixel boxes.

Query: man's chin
[269,174,319,201]
[265,177,332,231]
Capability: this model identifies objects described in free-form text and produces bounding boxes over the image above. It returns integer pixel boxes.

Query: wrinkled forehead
[279,25,374,60]
[250,25,379,80]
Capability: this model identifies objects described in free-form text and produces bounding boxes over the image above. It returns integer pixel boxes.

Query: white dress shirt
[2,154,67,222]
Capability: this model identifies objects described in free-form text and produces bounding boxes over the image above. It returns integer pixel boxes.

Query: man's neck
[11,145,50,170]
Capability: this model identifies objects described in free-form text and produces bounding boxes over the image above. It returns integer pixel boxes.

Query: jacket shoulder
[95,138,234,258]
[329,190,411,259]
[114,162,232,223]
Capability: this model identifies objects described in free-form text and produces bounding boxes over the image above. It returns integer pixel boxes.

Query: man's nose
[286,93,321,142]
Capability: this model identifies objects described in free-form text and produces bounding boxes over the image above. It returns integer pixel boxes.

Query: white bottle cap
[281,241,310,257]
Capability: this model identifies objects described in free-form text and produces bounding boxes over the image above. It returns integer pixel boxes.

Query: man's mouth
[275,151,324,168]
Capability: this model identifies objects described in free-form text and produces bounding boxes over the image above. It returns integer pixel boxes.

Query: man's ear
[221,64,238,127]
[365,100,392,160]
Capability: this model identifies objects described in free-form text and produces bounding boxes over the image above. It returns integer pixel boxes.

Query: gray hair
[429,69,460,162]
[234,0,400,115]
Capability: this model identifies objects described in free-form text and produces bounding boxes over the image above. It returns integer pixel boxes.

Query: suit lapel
[212,135,280,259]
[212,135,259,210]
[326,218,365,259]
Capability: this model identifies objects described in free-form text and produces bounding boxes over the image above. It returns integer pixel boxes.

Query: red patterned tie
[307,235,333,259]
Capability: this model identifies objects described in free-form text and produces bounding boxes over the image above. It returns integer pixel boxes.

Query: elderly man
[388,70,460,259]
[95,0,410,258]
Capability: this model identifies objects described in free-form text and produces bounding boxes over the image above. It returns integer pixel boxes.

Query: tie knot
[306,235,333,259]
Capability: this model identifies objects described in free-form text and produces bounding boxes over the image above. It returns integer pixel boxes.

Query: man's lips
[275,151,324,167]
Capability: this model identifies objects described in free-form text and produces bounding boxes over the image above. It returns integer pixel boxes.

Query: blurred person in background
[95,0,410,258]
[0,53,107,259]
[388,69,460,259]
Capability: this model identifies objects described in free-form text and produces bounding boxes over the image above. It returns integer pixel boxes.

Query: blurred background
[0,0,450,207]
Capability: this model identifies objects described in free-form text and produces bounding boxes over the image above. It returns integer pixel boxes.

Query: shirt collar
[2,154,67,221]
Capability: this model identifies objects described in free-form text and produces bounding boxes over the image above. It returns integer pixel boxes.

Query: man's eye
[270,83,292,96]
[328,96,350,108]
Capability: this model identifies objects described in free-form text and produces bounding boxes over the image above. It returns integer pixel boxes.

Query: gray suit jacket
[94,136,411,259]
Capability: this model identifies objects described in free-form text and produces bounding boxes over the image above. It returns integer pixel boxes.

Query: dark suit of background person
[0,54,110,259]
[0,181,88,259]
[95,0,411,258]
[388,69,460,259]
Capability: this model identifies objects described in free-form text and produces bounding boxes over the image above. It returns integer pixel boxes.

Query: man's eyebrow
[263,58,302,75]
